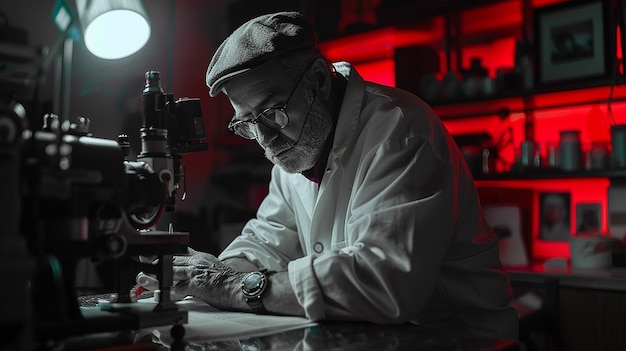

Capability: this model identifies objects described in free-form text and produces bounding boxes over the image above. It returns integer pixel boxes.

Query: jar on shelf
[559,130,582,171]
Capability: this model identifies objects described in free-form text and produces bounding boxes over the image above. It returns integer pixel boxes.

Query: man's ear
[311,58,333,101]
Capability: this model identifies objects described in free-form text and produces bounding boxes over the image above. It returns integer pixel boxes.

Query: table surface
[61,321,519,351]
[64,295,519,351]
[161,323,519,351]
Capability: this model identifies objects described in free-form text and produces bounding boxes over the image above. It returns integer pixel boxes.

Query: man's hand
[172,248,245,309]
[136,248,246,310]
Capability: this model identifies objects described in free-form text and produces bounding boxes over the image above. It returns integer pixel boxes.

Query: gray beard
[266,99,333,173]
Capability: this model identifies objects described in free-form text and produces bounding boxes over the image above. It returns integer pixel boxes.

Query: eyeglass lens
[231,107,289,139]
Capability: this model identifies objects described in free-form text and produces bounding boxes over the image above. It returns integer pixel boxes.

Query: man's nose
[255,124,280,146]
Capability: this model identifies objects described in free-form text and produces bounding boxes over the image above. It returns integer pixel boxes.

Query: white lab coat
[219,62,518,339]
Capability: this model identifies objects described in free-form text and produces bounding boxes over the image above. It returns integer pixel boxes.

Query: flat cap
[206,11,318,97]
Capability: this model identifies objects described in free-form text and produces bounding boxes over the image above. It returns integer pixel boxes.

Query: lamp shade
[77,0,151,59]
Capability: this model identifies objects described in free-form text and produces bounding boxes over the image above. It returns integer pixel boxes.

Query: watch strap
[246,294,266,314]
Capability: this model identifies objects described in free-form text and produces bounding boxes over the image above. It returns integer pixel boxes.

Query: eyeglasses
[227,61,314,140]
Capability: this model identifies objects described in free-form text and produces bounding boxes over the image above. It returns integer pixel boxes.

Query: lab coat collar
[329,62,365,161]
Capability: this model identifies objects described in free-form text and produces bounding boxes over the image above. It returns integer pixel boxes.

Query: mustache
[265,135,298,155]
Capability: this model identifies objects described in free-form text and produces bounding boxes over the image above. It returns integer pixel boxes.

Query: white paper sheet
[147,297,317,345]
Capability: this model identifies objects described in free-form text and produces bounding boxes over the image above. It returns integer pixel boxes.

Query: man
[159,11,518,339]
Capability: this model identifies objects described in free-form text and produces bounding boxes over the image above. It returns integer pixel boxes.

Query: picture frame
[538,191,571,242]
[482,205,529,267]
[575,202,602,235]
[533,0,614,86]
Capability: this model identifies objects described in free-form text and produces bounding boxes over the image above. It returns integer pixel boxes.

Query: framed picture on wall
[575,202,602,235]
[534,0,613,86]
[482,205,529,267]
[539,191,571,241]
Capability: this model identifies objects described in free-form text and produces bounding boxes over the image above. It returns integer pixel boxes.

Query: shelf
[474,168,626,181]
[431,79,626,120]
[508,267,626,292]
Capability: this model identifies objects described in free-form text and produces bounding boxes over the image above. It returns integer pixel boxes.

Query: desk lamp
[51,0,151,118]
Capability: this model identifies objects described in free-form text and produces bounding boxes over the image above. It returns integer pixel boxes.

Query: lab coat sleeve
[218,166,304,271]
[290,134,458,323]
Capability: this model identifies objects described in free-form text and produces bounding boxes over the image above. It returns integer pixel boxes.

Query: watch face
[242,272,265,297]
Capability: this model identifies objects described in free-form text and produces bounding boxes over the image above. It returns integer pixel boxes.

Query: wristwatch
[241,271,270,313]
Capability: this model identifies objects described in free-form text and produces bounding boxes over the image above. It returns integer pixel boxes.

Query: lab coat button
[313,242,324,253]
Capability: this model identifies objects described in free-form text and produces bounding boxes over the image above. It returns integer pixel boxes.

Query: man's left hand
[171,248,244,309]
[136,248,245,310]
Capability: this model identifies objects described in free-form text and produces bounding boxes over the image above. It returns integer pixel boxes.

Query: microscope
[0,70,207,349]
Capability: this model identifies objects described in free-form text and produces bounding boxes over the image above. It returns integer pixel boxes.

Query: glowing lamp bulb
[83,9,150,59]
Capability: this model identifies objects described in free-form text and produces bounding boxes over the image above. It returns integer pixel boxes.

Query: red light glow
[319,24,443,63]
[351,59,396,87]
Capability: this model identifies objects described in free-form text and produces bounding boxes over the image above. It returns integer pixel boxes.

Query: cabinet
[319,0,626,263]
[510,268,626,351]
